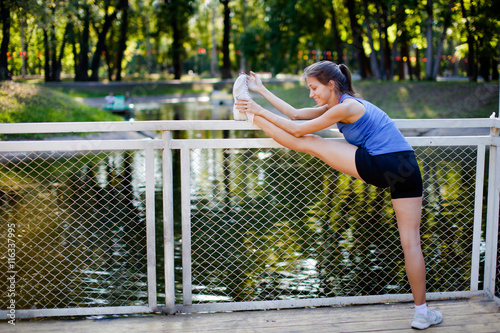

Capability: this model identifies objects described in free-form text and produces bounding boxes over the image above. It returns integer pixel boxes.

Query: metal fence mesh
[188,145,479,304]
[0,143,493,312]
[0,150,149,309]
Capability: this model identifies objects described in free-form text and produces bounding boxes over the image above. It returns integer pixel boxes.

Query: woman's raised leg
[253,115,361,179]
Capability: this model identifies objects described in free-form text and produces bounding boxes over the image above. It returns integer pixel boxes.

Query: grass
[259,80,499,119]
[46,83,212,98]
[0,81,122,139]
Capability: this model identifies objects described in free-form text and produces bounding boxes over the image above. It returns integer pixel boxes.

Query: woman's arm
[247,71,328,120]
[236,98,358,137]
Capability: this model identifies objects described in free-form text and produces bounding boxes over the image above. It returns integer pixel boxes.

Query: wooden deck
[3,297,499,333]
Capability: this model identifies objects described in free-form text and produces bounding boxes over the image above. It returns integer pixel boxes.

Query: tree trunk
[479,55,491,82]
[0,0,11,80]
[431,0,455,79]
[90,7,119,81]
[344,0,370,78]
[415,47,421,80]
[398,38,407,80]
[71,30,79,79]
[115,0,129,81]
[378,1,391,80]
[105,44,114,81]
[171,11,183,79]
[239,0,247,73]
[220,0,232,79]
[50,21,58,81]
[52,23,70,82]
[396,2,411,82]
[210,0,218,76]
[20,11,27,77]
[76,5,91,81]
[329,2,344,64]
[390,35,398,80]
[460,0,477,82]
[492,48,499,80]
[362,0,381,79]
[43,29,51,81]
[424,0,434,80]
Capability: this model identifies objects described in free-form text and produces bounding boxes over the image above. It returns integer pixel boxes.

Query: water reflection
[0,100,482,310]
[0,151,151,308]
[188,144,479,304]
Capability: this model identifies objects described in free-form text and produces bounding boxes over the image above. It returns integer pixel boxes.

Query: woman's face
[306,76,335,106]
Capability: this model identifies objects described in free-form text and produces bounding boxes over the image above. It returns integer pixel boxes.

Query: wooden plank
[8,298,499,333]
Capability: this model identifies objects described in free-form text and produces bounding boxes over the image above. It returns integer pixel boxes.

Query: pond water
[0,100,481,310]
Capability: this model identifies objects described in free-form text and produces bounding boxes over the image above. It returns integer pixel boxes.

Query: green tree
[89,0,124,81]
[344,0,371,78]
[220,0,232,79]
[0,0,13,80]
[157,0,195,79]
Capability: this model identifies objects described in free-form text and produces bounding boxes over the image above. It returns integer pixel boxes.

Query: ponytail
[338,64,356,96]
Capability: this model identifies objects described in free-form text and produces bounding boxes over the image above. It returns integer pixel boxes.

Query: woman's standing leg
[392,197,442,329]
[254,115,440,328]
[391,197,426,305]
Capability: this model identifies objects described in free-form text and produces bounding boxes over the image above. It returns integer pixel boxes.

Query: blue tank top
[337,94,413,156]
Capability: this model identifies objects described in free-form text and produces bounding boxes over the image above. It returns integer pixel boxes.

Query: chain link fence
[0,149,150,310]
[188,145,481,304]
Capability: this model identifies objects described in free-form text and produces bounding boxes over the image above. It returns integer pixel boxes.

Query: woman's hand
[234,98,265,117]
[246,71,265,94]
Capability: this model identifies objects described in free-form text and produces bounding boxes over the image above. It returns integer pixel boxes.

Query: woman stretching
[235,60,442,330]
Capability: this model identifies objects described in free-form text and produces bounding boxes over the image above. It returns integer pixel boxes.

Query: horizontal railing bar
[406,136,496,146]
[0,306,154,319]
[173,291,485,314]
[0,120,259,134]
[0,118,497,134]
[493,117,500,130]
[393,118,497,129]
[170,136,495,149]
[0,139,163,152]
[0,136,493,155]
[0,135,490,153]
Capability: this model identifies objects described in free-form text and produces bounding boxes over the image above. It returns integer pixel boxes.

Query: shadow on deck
[3,297,499,333]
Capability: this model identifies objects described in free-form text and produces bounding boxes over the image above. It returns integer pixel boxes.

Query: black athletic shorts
[355,148,423,199]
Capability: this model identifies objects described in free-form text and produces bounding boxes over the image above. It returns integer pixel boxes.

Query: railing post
[471,144,486,291]
[163,131,176,314]
[484,120,500,297]
[181,148,193,308]
[146,145,158,311]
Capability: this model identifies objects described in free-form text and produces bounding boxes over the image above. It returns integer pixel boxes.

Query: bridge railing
[0,117,498,318]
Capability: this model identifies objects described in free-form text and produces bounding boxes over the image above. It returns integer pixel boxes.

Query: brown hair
[302,60,357,97]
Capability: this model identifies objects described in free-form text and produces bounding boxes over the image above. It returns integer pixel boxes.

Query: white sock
[415,303,428,316]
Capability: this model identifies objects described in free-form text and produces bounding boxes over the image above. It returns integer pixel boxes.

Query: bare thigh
[254,116,361,179]
[297,134,361,180]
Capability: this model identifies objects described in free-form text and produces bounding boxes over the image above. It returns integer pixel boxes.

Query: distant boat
[103,95,135,120]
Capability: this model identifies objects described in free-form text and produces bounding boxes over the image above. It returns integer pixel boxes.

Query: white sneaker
[411,308,442,330]
[232,74,253,122]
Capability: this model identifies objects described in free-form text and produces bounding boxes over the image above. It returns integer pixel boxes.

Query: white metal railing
[0,117,499,319]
